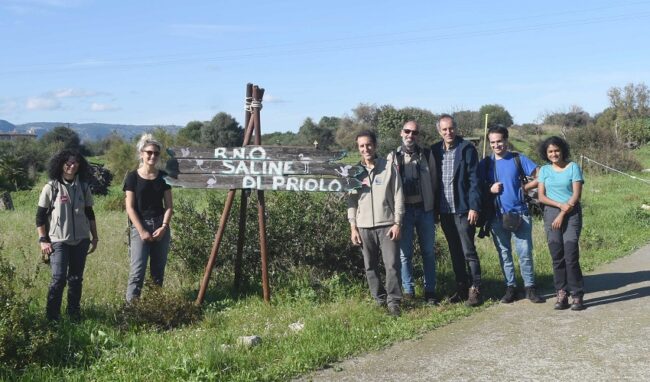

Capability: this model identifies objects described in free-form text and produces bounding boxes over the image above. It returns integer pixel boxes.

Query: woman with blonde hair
[124,134,173,302]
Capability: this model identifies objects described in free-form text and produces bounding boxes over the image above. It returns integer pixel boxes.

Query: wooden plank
[166,158,363,177]
[167,146,347,162]
[164,174,362,192]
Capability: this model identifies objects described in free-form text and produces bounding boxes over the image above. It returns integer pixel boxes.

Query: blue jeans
[126,216,171,302]
[46,239,90,320]
[400,207,436,295]
[490,213,535,287]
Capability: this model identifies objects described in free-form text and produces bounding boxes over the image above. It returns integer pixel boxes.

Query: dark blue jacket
[431,137,482,214]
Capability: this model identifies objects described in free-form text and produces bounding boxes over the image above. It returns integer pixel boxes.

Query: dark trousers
[440,213,482,288]
[543,205,584,297]
[359,226,402,307]
[46,239,90,320]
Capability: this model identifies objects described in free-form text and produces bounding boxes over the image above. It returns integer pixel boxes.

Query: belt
[405,202,424,209]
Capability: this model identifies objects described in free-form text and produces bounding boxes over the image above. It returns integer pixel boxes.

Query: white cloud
[26,97,60,110]
[53,88,100,98]
[90,102,119,112]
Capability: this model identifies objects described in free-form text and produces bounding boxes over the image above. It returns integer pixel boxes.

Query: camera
[402,178,421,197]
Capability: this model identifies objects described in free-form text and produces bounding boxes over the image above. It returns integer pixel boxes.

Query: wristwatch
[38,236,50,243]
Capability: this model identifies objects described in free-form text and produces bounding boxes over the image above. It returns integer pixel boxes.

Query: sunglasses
[143,150,160,157]
[403,128,419,136]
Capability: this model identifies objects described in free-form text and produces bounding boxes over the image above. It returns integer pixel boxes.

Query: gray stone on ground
[301,244,650,381]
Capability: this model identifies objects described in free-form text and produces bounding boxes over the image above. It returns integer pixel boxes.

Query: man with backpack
[478,126,544,304]
[387,121,439,304]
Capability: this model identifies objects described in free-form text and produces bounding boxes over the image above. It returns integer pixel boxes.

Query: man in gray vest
[387,121,438,304]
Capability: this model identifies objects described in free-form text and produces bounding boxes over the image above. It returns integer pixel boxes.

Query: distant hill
[0,119,16,132]
[10,122,182,141]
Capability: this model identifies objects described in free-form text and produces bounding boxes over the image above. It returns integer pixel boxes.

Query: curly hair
[47,149,90,182]
[538,136,571,162]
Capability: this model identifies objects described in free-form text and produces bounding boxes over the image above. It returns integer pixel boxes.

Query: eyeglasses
[403,129,419,136]
[143,150,160,157]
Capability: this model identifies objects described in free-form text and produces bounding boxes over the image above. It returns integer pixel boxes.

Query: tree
[178,120,203,145]
[201,112,243,147]
[543,106,591,129]
[607,82,650,120]
[479,104,513,130]
[40,125,81,152]
[452,110,481,137]
[335,118,367,152]
[105,139,138,182]
[297,117,335,149]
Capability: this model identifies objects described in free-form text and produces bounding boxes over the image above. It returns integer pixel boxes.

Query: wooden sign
[165,145,362,192]
[165,174,362,192]
[167,146,347,162]
[167,159,363,177]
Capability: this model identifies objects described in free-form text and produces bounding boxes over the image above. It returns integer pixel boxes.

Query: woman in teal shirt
[537,136,585,311]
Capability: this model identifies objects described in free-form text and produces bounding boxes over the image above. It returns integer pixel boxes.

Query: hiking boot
[402,292,415,302]
[570,296,585,311]
[554,290,569,310]
[449,283,469,303]
[525,286,545,303]
[500,286,516,304]
[466,286,483,307]
[388,304,401,317]
[424,291,439,306]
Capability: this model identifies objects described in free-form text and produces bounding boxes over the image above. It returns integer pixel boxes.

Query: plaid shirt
[439,142,456,213]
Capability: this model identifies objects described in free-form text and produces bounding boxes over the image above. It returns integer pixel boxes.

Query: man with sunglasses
[387,121,439,304]
[432,114,483,306]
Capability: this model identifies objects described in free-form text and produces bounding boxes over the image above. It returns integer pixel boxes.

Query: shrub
[0,248,54,369]
[170,192,364,292]
[564,125,642,174]
[119,284,202,330]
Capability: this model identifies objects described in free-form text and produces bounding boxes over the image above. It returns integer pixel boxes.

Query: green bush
[170,192,364,292]
[119,285,202,330]
[0,248,54,369]
[564,125,642,174]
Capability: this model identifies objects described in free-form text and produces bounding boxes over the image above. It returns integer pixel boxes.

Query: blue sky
[1,0,650,133]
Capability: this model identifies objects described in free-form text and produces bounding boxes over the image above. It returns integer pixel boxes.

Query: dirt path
[301,244,650,381]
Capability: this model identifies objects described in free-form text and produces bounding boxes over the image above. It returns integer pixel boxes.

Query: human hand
[387,224,401,241]
[139,230,154,242]
[40,242,53,256]
[468,210,479,226]
[88,237,98,254]
[559,203,573,213]
[490,182,503,194]
[152,226,167,241]
[552,214,564,230]
[351,227,362,246]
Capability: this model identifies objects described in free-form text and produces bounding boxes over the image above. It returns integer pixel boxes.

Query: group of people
[35,116,585,322]
[348,114,585,317]
[36,133,172,322]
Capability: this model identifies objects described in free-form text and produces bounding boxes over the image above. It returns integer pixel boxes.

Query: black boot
[501,286,516,303]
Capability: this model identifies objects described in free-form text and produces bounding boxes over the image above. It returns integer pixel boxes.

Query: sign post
[166,84,360,305]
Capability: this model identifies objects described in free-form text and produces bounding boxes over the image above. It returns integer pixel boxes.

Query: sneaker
[402,292,415,301]
[570,296,585,311]
[449,283,469,303]
[554,290,569,310]
[500,286,516,304]
[388,304,401,317]
[424,291,439,306]
[466,286,483,307]
[525,286,545,303]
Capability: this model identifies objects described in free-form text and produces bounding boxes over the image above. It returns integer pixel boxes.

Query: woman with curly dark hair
[537,136,585,311]
[35,149,98,321]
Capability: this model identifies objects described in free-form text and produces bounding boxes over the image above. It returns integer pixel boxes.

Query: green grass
[2,154,650,381]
